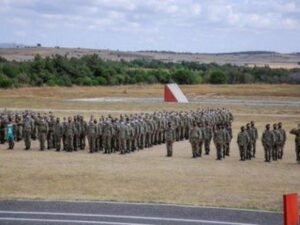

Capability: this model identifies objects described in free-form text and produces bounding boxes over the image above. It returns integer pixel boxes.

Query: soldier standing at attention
[189,122,200,158]
[23,115,33,150]
[79,116,87,150]
[245,123,252,160]
[38,117,48,151]
[6,117,15,150]
[237,126,248,161]
[213,124,224,160]
[262,124,275,162]
[87,118,97,153]
[277,122,286,159]
[223,124,232,157]
[198,123,205,157]
[65,117,75,152]
[47,116,55,149]
[204,122,212,155]
[290,124,300,163]
[165,122,175,157]
[54,117,63,151]
[272,123,281,161]
[250,121,258,158]
[73,116,81,151]
[62,117,67,151]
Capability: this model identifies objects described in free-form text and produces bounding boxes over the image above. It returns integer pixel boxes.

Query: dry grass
[0,85,299,211]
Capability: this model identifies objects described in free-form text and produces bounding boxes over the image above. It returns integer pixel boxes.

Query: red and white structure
[164,83,189,103]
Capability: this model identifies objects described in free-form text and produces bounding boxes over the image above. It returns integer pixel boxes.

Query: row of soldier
[237,122,300,163]
[0,109,233,155]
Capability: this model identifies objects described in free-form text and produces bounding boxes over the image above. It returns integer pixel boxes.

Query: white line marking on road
[0,217,153,225]
[0,210,259,225]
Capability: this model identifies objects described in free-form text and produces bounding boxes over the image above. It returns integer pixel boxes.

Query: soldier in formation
[290,124,300,164]
[1,109,297,164]
[261,122,286,162]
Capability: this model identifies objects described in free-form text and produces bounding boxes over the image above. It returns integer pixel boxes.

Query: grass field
[0,84,299,211]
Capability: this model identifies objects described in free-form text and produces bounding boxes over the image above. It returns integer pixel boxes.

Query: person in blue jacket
[6,117,15,150]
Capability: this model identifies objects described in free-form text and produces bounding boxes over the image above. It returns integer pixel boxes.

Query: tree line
[0,54,299,88]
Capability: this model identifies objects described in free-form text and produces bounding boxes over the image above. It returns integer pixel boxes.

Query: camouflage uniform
[23,116,33,150]
[38,118,48,151]
[277,123,286,159]
[262,125,275,162]
[272,124,282,161]
[64,119,76,152]
[237,127,249,161]
[54,118,63,151]
[290,125,300,163]
[165,124,175,157]
[203,123,213,155]
[189,124,201,158]
[213,125,224,160]
[79,116,87,150]
[250,122,258,157]
[47,117,55,149]
[87,120,97,153]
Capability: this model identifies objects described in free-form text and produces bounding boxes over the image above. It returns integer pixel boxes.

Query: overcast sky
[0,0,299,53]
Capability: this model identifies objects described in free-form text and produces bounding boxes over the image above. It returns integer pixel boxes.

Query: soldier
[290,124,300,163]
[213,124,224,160]
[0,117,6,144]
[5,117,15,150]
[250,121,258,158]
[64,117,75,152]
[198,123,205,157]
[96,118,103,151]
[139,119,146,150]
[165,122,175,157]
[277,122,286,159]
[73,116,81,151]
[189,122,201,158]
[54,117,63,151]
[126,121,133,153]
[262,124,275,162]
[15,116,23,141]
[47,116,55,149]
[103,119,114,154]
[62,117,67,151]
[223,124,232,157]
[87,118,97,153]
[203,122,213,155]
[119,120,127,154]
[272,123,282,161]
[79,116,87,150]
[38,117,48,151]
[23,115,33,150]
[245,123,252,160]
[237,126,248,161]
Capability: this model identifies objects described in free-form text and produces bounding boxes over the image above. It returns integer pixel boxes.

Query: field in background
[1,47,300,69]
[0,84,299,211]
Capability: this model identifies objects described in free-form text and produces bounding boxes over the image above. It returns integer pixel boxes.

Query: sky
[0,0,299,53]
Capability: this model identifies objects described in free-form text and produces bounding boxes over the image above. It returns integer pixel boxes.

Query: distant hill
[0,43,31,49]
[0,47,300,69]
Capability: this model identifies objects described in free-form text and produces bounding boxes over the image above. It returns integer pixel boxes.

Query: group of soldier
[0,109,233,157]
[237,121,300,163]
[1,109,299,163]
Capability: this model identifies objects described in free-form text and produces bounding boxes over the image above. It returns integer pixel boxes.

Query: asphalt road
[0,200,282,225]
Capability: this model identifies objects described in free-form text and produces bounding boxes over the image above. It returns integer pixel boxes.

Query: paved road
[0,200,282,225]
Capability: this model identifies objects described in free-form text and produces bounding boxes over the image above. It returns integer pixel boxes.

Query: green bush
[0,74,14,88]
[209,70,228,84]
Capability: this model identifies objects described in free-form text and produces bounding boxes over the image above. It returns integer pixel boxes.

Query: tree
[209,70,227,84]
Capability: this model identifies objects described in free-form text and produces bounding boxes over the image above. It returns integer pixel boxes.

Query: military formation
[0,109,299,163]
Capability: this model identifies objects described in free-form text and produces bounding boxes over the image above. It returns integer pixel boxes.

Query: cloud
[0,0,299,52]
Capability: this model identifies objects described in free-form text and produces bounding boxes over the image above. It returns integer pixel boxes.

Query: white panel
[166,83,189,103]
